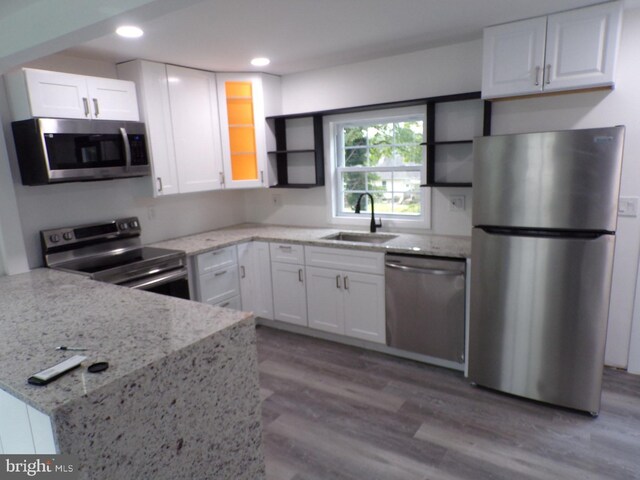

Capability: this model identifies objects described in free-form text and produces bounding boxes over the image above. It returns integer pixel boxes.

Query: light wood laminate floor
[256,326,640,480]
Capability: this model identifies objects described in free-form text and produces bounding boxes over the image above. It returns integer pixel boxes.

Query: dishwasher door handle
[385,262,462,276]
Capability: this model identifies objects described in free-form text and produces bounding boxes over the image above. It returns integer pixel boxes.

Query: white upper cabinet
[544,2,622,93]
[117,60,223,196]
[7,68,139,121]
[216,73,268,189]
[482,1,622,99]
[482,17,547,99]
[166,65,223,193]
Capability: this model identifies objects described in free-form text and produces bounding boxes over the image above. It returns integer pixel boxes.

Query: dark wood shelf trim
[421,182,473,188]
[420,140,474,146]
[270,183,324,189]
[268,149,315,154]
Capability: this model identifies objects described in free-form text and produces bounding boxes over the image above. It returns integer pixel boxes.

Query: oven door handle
[121,267,188,290]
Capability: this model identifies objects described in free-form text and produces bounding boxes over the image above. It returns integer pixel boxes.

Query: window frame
[323,106,431,230]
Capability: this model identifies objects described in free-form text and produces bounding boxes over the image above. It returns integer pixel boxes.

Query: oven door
[120,267,191,300]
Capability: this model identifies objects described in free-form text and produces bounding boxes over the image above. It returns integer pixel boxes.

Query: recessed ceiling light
[250,57,270,67]
[116,25,144,38]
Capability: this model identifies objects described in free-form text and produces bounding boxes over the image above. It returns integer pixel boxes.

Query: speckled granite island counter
[0,269,265,480]
[152,223,471,258]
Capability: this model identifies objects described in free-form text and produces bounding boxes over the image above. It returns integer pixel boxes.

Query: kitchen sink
[322,232,398,244]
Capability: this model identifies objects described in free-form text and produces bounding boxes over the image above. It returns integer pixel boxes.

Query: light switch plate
[618,197,638,217]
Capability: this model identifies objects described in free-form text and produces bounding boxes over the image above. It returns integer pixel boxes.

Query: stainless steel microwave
[11,118,151,185]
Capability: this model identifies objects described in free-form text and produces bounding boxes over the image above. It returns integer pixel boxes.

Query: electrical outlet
[449,195,465,212]
[618,197,638,217]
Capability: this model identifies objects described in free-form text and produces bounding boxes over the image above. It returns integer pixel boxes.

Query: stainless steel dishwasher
[385,254,466,364]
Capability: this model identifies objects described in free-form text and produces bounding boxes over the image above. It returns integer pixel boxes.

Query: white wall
[2,54,247,269]
[244,39,482,237]
[245,10,640,369]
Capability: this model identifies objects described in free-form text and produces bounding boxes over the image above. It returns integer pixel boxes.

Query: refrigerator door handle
[479,226,609,239]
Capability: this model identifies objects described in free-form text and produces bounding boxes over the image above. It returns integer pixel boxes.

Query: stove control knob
[130,220,139,229]
[119,222,129,230]
[49,234,60,243]
[63,232,73,241]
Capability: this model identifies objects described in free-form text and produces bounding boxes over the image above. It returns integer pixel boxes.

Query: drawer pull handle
[220,302,230,308]
[279,245,293,251]
[214,270,227,277]
[343,275,349,290]
[82,97,90,117]
[298,269,303,283]
[92,98,100,117]
[240,266,246,278]
[336,275,341,289]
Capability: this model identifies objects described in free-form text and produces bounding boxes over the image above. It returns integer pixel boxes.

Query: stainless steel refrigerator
[469,126,625,415]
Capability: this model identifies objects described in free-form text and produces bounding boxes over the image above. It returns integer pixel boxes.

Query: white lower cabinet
[306,266,385,343]
[271,243,307,326]
[306,246,385,344]
[238,241,274,319]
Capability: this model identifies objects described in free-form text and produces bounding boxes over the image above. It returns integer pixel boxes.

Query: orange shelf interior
[225,81,259,182]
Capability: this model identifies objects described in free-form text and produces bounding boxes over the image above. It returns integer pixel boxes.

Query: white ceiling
[64,0,638,75]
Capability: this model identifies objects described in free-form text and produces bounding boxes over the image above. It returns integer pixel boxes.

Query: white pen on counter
[56,346,89,351]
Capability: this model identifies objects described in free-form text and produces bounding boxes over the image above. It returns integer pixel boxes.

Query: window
[328,108,427,227]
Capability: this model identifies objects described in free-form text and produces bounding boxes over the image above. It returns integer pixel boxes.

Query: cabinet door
[117,60,179,195]
[271,262,307,326]
[24,69,89,119]
[239,242,275,320]
[544,2,622,92]
[306,266,344,335]
[86,76,139,121]
[253,242,274,319]
[167,65,224,193]
[343,272,386,344]
[217,73,268,189]
[481,17,547,99]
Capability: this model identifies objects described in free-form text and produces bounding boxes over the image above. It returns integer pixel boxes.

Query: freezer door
[469,228,615,413]
[473,127,624,231]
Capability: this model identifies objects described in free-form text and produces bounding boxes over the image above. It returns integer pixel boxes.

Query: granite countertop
[0,269,253,414]
[152,224,471,258]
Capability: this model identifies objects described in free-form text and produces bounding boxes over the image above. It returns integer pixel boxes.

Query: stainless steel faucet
[354,193,382,233]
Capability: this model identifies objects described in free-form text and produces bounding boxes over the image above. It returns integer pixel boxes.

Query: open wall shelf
[421,93,492,187]
[265,91,492,190]
[266,115,325,188]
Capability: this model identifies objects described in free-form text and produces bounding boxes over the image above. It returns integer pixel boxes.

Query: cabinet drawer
[212,295,242,311]
[196,245,237,274]
[199,266,240,305]
[305,246,384,275]
[269,243,304,264]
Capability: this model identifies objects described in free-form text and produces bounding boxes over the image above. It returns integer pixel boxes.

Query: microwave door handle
[120,127,131,171]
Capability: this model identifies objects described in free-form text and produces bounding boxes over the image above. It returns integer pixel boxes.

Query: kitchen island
[0,269,264,479]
